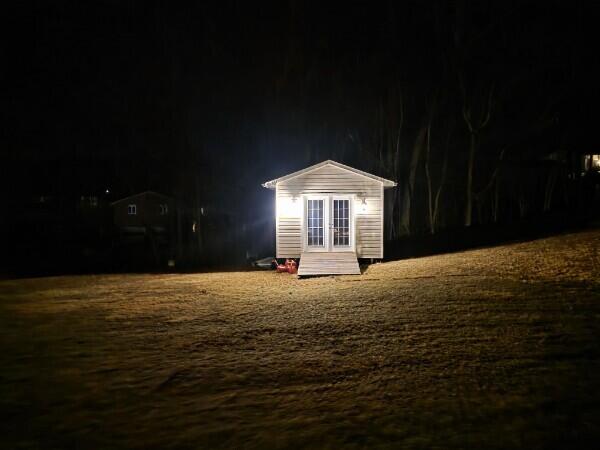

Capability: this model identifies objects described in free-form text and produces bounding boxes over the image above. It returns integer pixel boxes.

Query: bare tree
[461,76,494,226]
[386,90,404,240]
[398,125,427,236]
[472,145,507,224]
[424,120,450,234]
[543,165,559,212]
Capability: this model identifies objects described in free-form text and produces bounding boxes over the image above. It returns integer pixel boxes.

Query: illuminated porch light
[360,197,368,213]
[278,195,301,217]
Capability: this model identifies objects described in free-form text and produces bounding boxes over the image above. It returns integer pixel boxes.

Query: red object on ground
[274,259,298,274]
[275,259,288,273]
[286,259,298,274]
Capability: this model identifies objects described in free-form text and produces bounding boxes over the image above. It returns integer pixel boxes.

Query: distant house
[583,154,600,174]
[262,160,396,276]
[109,191,175,269]
[110,191,173,234]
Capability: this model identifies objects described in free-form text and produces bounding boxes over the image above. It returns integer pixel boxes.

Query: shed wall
[275,164,383,258]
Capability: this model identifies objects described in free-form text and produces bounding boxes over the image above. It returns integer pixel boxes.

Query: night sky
[2,1,600,253]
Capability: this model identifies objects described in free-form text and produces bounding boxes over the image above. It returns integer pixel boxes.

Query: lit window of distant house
[90,196,98,207]
[128,204,137,215]
[587,154,600,171]
[160,204,168,215]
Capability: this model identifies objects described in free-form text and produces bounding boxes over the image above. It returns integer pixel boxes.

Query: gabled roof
[110,190,171,206]
[262,160,397,189]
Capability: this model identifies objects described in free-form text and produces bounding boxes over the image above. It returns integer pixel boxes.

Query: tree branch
[474,145,507,200]
[480,83,495,129]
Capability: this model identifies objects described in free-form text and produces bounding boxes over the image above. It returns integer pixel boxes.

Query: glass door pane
[333,199,350,247]
[307,199,324,247]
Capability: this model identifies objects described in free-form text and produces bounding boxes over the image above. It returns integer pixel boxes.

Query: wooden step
[298,252,361,276]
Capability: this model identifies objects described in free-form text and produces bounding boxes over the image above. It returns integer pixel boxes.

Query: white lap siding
[353,183,383,259]
[276,164,383,259]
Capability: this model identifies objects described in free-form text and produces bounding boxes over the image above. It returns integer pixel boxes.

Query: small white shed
[262,160,396,275]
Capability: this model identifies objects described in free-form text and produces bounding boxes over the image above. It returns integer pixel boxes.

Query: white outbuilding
[262,160,396,276]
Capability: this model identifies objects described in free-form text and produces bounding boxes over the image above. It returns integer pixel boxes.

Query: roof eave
[262,159,397,188]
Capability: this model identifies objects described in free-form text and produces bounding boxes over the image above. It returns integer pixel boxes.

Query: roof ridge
[110,190,171,205]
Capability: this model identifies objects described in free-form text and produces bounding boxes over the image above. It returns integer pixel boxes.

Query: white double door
[304,195,354,252]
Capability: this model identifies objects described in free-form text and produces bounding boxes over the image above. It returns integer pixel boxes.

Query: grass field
[1,229,599,449]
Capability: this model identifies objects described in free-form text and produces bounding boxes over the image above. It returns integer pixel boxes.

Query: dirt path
[1,229,599,449]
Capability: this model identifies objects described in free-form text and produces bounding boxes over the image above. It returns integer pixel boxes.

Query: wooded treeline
[4,1,599,267]
[247,1,595,241]
[229,1,595,243]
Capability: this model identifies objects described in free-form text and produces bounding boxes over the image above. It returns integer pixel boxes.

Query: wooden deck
[298,252,361,276]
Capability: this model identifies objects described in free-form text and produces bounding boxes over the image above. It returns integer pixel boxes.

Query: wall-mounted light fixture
[361,198,368,213]
[278,195,301,217]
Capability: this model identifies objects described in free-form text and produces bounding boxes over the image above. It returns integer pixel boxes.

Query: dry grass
[1,229,599,449]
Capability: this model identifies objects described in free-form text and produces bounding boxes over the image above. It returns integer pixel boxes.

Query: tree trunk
[519,194,527,218]
[492,176,500,223]
[386,189,397,240]
[176,199,184,262]
[544,168,557,211]
[464,132,476,227]
[424,124,434,234]
[399,126,427,236]
[460,81,493,227]
[432,136,449,231]
[194,174,204,263]
[388,93,404,241]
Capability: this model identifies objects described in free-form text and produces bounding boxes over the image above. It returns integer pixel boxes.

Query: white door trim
[330,194,355,252]
[302,195,329,252]
[302,194,355,253]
